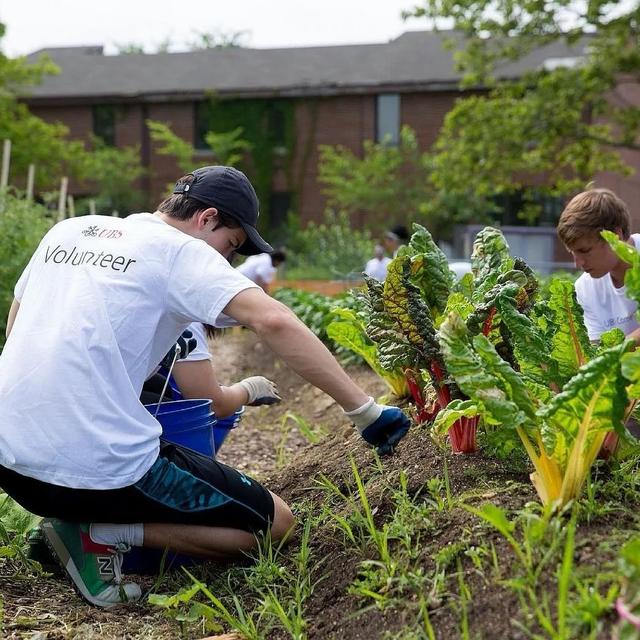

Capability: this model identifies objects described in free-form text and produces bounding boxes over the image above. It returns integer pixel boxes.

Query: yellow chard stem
[516,426,562,505]
[559,379,608,506]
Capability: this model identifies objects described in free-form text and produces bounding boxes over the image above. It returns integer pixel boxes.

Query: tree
[318,126,435,231]
[405,1,640,216]
[146,120,252,174]
[0,194,53,343]
[0,23,90,190]
[0,23,146,201]
[112,29,248,55]
[187,29,249,50]
[80,137,146,213]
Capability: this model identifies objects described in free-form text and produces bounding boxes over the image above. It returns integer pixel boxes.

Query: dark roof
[22,30,586,103]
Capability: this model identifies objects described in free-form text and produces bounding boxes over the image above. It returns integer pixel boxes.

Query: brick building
[20,31,640,267]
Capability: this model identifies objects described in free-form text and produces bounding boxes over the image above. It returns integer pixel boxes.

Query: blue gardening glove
[345,397,410,456]
[160,330,197,369]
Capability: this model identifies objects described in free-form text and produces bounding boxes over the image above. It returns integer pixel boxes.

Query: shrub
[283,210,374,280]
[0,193,54,344]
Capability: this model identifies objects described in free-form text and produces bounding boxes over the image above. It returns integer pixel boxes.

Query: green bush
[283,210,374,280]
[0,193,54,345]
[273,287,363,365]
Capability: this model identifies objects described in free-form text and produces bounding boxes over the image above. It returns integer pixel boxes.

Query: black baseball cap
[173,166,272,256]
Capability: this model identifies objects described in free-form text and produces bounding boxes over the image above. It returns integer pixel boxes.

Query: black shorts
[0,441,274,534]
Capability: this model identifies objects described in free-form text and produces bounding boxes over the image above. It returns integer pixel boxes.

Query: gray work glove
[238,376,282,406]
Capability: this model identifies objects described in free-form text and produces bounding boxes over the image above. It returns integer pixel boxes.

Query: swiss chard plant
[326,305,409,398]
[435,311,631,507]
[330,223,538,453]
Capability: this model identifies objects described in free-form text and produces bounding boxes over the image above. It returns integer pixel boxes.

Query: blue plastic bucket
[145,399,216,457]
[127,403,245,575]
[212,407,244,451]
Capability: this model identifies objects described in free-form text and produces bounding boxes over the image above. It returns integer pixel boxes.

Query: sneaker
[41,519,141,608]
[25,526,62,574]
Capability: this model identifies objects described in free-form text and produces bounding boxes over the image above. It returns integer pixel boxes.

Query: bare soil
[0,330,634,639]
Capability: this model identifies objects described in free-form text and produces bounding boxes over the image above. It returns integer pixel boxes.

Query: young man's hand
[238,376,281,406]
[345,398,411,455]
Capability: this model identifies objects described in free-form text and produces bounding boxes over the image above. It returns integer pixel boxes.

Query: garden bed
[2,329,638,639]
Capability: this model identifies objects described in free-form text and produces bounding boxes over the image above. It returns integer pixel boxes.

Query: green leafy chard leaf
[547,278,595,383]
[384,256,430,354]
[361,274,416,371]
[602,229,640,305]
[621,349,640,399]
[438,312,536,431]
[402,223,455,318]
[540,341,630,501]
[470,227,514,302]
[598,328,626,350]
[495,289,562,389]
[443,291,475,323]
[432,399,480,438]
[326,308,408,397]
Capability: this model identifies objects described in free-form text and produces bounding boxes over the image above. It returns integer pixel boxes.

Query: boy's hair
[557,188,631,247]
[157,174,241,230]
[271,249,287,265]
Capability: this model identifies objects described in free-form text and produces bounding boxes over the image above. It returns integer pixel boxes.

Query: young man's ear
[613,227,626,241]
[197,208,219,231]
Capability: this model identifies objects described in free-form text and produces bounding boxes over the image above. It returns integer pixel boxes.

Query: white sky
[0,0,430,56]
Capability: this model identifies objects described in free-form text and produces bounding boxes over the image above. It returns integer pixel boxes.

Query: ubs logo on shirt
[81,225,123,239]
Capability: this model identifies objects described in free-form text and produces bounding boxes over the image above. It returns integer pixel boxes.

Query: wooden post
[57,177,68,221]
[88,199,96,215]
[67,194,75,217]
[26,164,35,201]
[0,139,11,190]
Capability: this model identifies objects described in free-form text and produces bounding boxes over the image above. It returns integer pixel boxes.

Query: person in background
[236,249,286,293]
[364,244,392,281]
[557,187,640,343]
[0,165,410,608]
[382,225,410,258]
[142,321,281,415]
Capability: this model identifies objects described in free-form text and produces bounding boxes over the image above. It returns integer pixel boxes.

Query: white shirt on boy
[575,233,640,340]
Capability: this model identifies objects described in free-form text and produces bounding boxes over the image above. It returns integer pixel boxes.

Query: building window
[376,94,400,145]
[195,100,290,151]
[492,190,564,227]
[194,102,211,150]
[92,105,116,146]
[269,191,291,231]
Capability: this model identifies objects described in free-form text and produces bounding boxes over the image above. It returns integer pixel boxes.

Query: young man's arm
[627,327,640,345]
[172,360,279,417]
[223,287,410,455]
[223,287,369,411]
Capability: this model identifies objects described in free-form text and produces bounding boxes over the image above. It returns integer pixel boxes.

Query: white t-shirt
[236,253,277,285]
[0,213,257,489]
[364,257,391,281]
[184,322,211,362]
[575,233,640,340]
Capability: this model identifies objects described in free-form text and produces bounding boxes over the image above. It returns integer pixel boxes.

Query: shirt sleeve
[184,322,211,362]
[166,240,258,327]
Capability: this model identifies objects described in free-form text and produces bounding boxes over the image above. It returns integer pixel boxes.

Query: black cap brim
[237,222,273,256]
